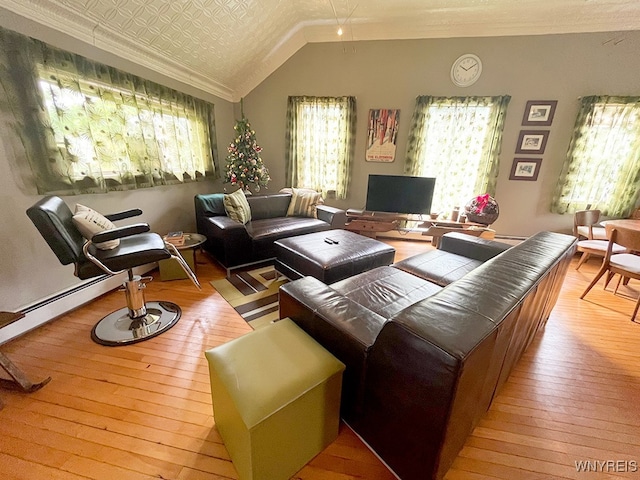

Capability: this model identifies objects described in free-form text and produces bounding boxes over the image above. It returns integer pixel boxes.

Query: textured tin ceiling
[1,0,639,101]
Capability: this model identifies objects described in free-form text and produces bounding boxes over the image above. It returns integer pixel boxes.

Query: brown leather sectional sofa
[279,231,577,480]
[194,192,346,275]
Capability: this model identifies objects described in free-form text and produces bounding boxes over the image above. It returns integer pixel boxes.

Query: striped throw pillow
[72,204,120,250]
[286,188,322,218]
[223,189,252,224]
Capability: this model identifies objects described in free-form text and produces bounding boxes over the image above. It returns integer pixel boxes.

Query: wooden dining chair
[573,209,625,270]
[629,206,640,220]
[573,209,607,240]
[580,224,640,322]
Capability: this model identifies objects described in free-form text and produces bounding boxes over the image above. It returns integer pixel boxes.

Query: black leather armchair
[27,196,200,346]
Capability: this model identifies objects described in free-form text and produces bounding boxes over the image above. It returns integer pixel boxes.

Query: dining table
[600,218,640,233]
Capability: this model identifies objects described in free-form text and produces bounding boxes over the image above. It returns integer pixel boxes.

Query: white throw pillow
[72,204,120,250]
[223,189,252,224]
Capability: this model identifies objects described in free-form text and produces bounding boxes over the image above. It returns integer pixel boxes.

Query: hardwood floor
[1,238,639,479]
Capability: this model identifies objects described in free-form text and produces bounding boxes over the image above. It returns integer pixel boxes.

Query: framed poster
[521,100,557,126]
[366,109,399,162]
[509,158,542,181]
[515,130,549,154]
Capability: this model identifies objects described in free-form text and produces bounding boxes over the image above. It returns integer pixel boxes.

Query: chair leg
[164,242,202,290]
[604,271,616,289]
[581,265,609,299]
[632,295,640,323]
[575,252,590,271]
[613,274,623,295]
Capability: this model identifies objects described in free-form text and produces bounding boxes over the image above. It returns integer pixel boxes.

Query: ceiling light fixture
[328,0,357,38]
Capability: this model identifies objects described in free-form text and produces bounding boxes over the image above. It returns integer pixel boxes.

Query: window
[285,96,356,199]
[405,96,510,214]
[551,96,640,217]
[0,26,216,195]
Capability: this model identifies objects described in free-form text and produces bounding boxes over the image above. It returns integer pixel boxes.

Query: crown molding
[2,0,638,104]
[0,0,235,102]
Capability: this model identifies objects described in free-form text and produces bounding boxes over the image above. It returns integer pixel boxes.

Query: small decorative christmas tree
[224,99,270,192]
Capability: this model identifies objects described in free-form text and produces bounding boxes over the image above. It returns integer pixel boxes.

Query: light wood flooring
[1,238,639,479]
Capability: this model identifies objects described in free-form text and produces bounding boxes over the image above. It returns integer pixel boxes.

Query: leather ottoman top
[274,230,396,284]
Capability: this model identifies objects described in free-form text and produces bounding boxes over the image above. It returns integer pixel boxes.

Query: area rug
[211,264,288,329]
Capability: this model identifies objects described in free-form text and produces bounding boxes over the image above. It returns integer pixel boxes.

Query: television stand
[418,220,495,247]
[345,209,494,245]
[345,209,424,237]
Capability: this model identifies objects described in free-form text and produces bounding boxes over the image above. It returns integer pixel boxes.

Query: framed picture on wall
[521,100,557,126]
[509,158,542,181]
[366,109,400,162]
[515,130,549,154]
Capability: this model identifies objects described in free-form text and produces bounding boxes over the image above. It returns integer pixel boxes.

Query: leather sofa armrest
[210,215,246,231]
[317,205,347,229]
[200,216,252,268]
[280,276,386,349]
[280,276,388,419]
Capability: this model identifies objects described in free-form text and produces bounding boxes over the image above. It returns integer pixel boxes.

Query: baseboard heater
[0,264,155,346]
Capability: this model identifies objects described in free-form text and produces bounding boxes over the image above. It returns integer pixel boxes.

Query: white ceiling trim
[0,0,235,101]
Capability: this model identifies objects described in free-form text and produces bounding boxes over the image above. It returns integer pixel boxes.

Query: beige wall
[243,31,640,237]
[0,10,235,312]
[2,14,640,313]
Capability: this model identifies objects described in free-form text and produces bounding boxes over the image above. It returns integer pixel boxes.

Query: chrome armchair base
[91,301,181,346]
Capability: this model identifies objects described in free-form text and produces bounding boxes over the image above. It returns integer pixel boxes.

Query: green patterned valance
[0,26,218,195]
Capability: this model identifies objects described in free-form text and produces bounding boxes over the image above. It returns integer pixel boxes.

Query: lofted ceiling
[1,0,639,102]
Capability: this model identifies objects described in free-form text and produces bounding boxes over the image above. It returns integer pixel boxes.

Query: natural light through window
[404,96,510,216]
[37,67,211,185]
[286,96,356,199]
[551,96,640,216]
[418,104,492,212]
[295,103,343,191]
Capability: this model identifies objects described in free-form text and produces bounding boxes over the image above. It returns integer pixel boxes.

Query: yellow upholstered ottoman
[205,318,345,480]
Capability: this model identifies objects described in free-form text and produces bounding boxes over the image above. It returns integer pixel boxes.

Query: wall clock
[450,54,482,87]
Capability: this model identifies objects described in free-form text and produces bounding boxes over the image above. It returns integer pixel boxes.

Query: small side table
[159,233,207,281]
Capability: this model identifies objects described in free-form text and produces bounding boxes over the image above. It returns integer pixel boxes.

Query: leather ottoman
[274,229,396,284]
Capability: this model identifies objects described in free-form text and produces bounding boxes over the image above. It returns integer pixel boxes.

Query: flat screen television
[365,174,436,215]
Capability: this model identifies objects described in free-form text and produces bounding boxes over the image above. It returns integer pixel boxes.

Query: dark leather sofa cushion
[247,217,330,258]
[438,232,512,261]
[331,266,443,318]
[247,193,291,220]
[393,232,511,286]
[393,249,483,286]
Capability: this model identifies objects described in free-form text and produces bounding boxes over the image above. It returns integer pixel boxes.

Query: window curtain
[551,96,640,217]
[285,96,356,199]
[0,26,217,195]
[404,95,510,213]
